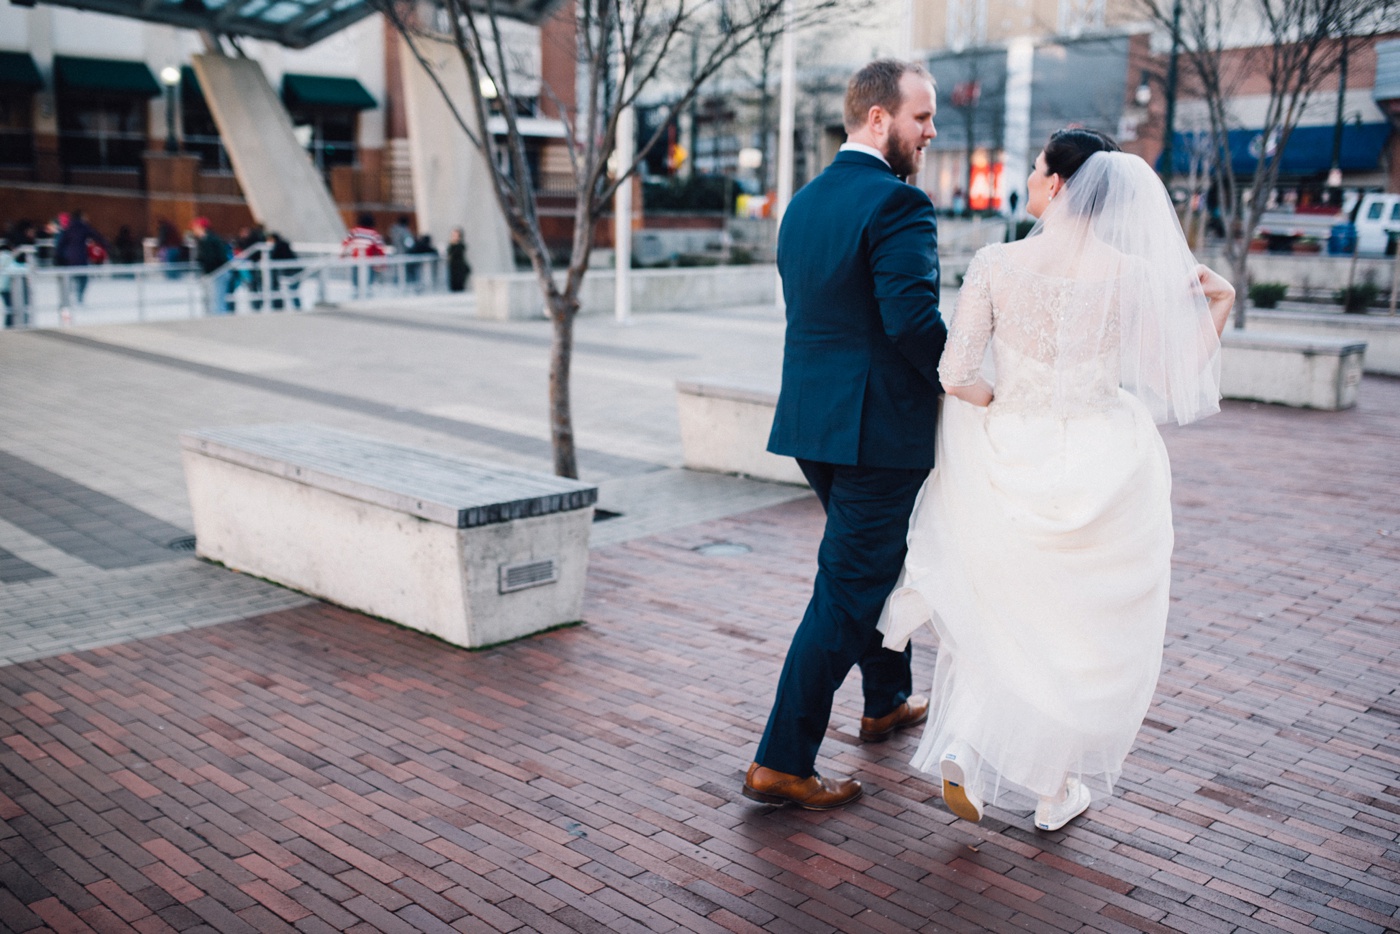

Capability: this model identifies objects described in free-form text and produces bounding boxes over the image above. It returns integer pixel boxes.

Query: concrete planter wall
[675,380,805,485]
[181,424,597,649]
[1195,250,1395,292]
[1220,332,1366,410]
[476,265,779,320]
[1243,310,1400,376]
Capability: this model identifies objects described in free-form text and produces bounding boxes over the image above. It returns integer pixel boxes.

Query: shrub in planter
[1248,282,1289,309]
[674,253,722,267]
[1334,281,1379,313]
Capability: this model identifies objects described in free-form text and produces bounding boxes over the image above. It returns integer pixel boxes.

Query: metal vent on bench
[499,558,558,593]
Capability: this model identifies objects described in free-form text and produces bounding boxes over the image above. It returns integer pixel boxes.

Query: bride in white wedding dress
[880,129,1236,831]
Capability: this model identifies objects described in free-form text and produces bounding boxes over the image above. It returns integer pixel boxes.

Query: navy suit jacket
[768,150,947,469]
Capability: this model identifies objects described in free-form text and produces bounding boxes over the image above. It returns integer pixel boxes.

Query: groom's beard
[885,126,925,179]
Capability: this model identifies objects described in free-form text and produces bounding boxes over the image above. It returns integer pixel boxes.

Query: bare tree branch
[377,0,872,475]
[1133,0,1399,327]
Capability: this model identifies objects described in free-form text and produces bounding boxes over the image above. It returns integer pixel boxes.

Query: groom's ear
[867,104,891,137]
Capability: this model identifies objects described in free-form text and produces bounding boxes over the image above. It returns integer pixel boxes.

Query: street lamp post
[1328,36,1350,198]
[160,66,181,154]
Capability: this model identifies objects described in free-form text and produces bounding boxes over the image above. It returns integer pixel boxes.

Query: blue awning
[1161,123,1392,177]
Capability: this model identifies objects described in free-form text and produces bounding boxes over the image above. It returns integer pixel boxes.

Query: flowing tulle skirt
[880,391,1173,810]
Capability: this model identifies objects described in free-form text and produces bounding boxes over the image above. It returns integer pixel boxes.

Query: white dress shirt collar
[839,142,889,166]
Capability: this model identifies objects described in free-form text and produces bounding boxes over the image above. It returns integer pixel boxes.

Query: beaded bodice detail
[939,243,1123,417]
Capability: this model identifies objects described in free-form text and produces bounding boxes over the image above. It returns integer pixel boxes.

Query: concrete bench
[181,424,597,649]
[1244,309,1400,376]
[1220,331,1366,410]
[476,265,779,320]
[675,379,805,485]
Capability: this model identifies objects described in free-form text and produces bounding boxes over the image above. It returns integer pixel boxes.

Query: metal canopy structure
[19,0,565,50]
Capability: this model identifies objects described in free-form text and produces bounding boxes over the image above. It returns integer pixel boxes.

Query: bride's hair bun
[1044,128,1121,180]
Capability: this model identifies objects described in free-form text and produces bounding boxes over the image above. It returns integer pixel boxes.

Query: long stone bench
[181,424,597,649]
[1220,331,1366,410]
[675,379,805,485]
[1244,309,1400,376]
[476,265,779,320]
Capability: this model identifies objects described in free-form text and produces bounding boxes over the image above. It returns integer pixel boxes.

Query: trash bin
[1328,223,1357,255]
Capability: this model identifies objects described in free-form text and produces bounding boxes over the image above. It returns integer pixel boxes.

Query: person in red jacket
[341,212,385,295]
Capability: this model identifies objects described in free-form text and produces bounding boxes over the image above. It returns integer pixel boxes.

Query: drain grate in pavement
[693,541,751,557]
[0,450,191,570]
[168,535,198,552]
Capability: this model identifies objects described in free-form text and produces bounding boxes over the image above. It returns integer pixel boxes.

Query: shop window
[58,96,146,169]
[288,107,359,172]
[181,79,231,172]
[0,95,34,166]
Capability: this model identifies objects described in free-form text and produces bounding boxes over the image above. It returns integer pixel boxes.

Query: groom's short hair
[844,60,932,133]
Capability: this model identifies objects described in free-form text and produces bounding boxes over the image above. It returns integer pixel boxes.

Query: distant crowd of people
[1,209,471,326]
[339,212,470,294]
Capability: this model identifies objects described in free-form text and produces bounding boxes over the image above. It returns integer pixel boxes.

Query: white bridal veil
[1021,150,1222,426]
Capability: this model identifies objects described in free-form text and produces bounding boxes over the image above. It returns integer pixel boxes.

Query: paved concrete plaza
[0,296,1397,933]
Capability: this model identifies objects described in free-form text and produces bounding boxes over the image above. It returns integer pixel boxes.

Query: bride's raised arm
[1195,264,1235,337]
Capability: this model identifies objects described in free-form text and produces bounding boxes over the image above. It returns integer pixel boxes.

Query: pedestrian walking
[446,227,471,292]
[237,225,266,309]
[191,217,235,315]
[408,233,437,292]
[0,238,17,327]
[53,210,106,306]
[341,213,385,295]
[265,232,302,310]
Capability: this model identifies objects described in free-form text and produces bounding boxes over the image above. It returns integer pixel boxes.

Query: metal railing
[2,245,448,330]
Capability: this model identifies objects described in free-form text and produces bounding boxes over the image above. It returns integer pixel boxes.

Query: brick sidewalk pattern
[1,381,1398,932]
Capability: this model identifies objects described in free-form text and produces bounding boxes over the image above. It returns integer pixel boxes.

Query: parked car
[1254,207,1347,244]
[1352,193,1400,255]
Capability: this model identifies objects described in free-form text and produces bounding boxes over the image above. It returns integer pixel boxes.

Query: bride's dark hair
[1043,128,1121,179]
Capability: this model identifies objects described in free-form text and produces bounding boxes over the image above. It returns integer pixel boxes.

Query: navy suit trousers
[755,459,928,777]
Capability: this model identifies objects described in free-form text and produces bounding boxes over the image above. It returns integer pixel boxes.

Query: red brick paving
[2,380,1400,933]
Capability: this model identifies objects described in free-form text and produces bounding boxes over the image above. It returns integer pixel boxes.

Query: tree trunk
[546,290,580,478]
[758,41,774,191]
[1228,242,1248,330]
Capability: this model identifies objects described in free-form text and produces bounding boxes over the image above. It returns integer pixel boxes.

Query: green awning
[53,55,160,97]
[282,73,376,110]
[0,51,44,90]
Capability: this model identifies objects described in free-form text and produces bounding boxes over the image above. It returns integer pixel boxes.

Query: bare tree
[378,0,852,477]
[1136,0,1398,327]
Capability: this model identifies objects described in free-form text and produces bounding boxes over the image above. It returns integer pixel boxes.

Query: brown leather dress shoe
[859,694,930,742]
[742,763,863,810]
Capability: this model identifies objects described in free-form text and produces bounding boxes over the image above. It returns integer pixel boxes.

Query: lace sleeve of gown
[938,248,994,387]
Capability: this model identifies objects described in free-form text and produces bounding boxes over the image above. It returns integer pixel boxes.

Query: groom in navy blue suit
[744,60,947,810]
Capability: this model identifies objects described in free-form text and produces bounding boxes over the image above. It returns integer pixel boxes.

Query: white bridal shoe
[939,742,984,823]
[1035,777,1091,831]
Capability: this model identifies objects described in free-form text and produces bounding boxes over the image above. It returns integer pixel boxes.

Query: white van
[1353,193,1400,255]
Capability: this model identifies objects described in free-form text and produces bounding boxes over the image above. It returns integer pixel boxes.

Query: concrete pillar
[399,34,514,276]
[1002,36,1035,217]
[190,52,346,245]
[144,151,201,236]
